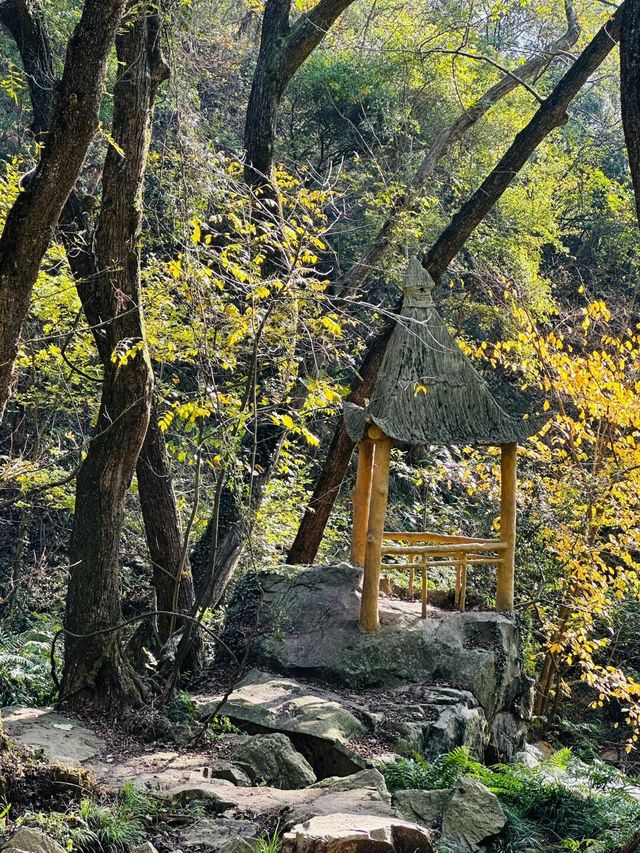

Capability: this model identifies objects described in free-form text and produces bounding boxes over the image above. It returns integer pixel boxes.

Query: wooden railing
[381,531,507,617]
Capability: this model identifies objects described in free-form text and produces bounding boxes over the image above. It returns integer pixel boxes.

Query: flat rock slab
[161,769,393,827]
[2,706,106,765]
[94,749,235,791]
[281,813,435,853]
[180,817,260,852]
[199,670,368,744]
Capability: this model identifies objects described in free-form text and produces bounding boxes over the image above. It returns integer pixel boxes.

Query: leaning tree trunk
[287,2,626,565]
[621,0,640,224]
[61,6,167,710]
[0,0,127,422]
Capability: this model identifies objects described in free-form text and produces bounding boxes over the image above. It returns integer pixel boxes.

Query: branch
[425,2,624,279]
[284,0,356,83]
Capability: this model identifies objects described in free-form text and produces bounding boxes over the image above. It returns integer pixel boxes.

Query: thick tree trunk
[621,0,640,224]
[61,6,166,710]
[287,3,625,565]
[0,0,127,422]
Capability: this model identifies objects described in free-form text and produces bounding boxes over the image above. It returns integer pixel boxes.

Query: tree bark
[61,5,167,710]
[136,410,197,644]
[0,0,128,422]
[621,0,640,224]
[287,2,625,565]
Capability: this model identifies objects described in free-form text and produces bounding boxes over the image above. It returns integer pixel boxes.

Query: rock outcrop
[229,732,317,789]
[222,563,532,759]
[1,828,66,853]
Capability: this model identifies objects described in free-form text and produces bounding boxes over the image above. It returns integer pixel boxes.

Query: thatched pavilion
[344,257,539,632]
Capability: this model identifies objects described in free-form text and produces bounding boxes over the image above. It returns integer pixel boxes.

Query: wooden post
[421,561,427,618]
[351,439,374,566]
[459,554,468,612]
[408,553,414,600]
[497,442,517,611]
[359,428,392,632]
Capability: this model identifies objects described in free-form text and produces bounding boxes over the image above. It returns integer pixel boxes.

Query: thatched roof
[344,257,540,447]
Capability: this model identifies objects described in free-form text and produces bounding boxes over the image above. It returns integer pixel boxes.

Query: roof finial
[401,256,435,308]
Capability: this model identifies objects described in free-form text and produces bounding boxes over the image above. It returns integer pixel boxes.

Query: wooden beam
[351,438,374,565]
[497,442,517,611]
[383,531,498,545]
[359,434,392,632]
[382,542,507,556]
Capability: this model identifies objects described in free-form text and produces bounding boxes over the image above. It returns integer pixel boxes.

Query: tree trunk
[0,0,127,422]
[287,3,625,565]
[136,410,197,644]
[244,0,356,193]
[621,0,640,224]
[61,5,166,710]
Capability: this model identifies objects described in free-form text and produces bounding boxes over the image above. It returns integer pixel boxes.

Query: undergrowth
[14,781,205,852]
[380,747,640,852]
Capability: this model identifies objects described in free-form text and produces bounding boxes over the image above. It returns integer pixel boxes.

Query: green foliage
[381,748,640,852]
[0,621,59,706]
[252,822,281,853]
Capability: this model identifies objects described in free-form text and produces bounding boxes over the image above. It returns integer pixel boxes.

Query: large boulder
[229,733,317,789]
[394,777,506,852]
[1,828,66,853]
[222,564,531,759]
[281,813,435,853]
[441,777,506,851]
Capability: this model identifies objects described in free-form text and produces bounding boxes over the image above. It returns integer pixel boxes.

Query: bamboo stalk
[351,438,374,565]
[497,443,517,611]
[408,553,414,599]
[459,554,468,612]
[382,542,507,556]
[383,531,498,545]
[359,434,392,632]
[421,562,427,618]
[384,556,503,568]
